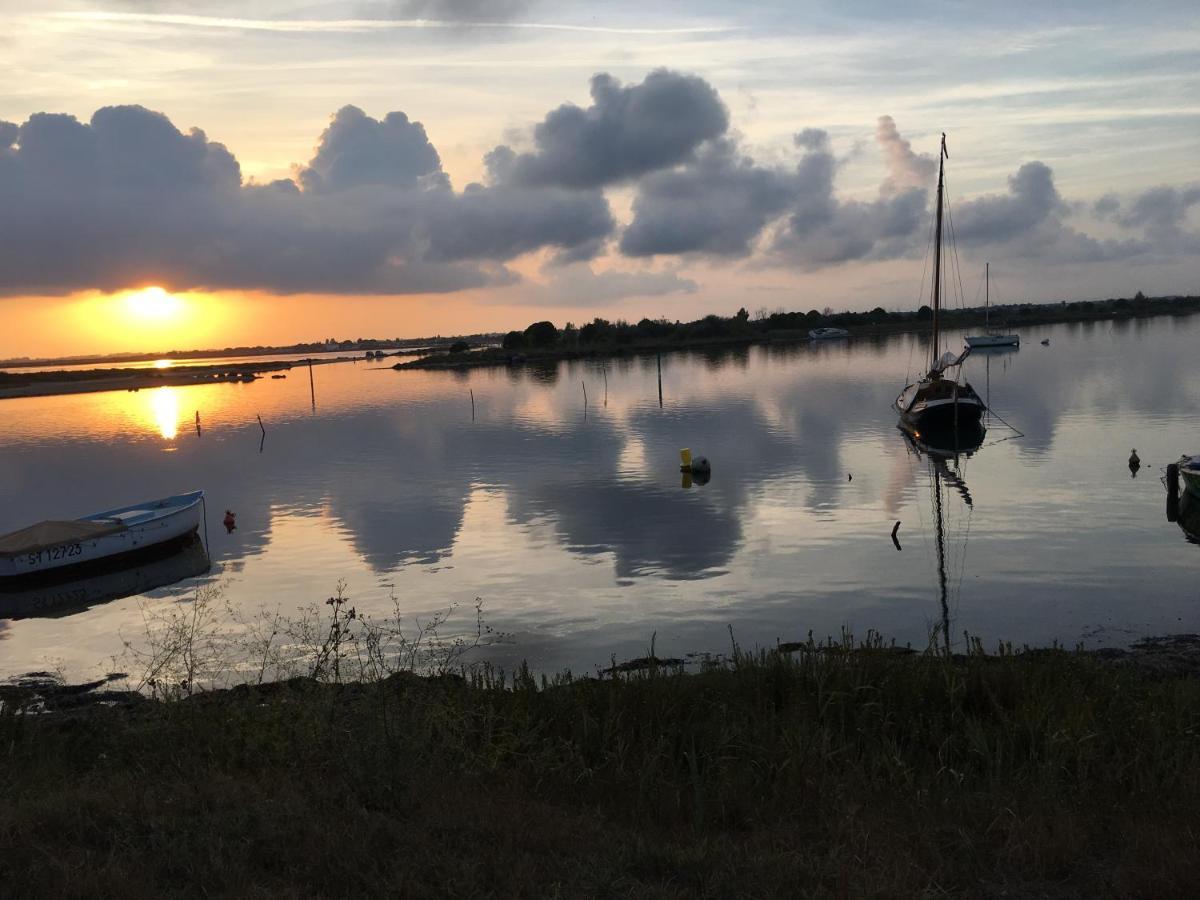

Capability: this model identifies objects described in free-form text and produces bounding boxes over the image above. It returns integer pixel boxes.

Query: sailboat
[965,263,1019,348]
[895,133,985,436]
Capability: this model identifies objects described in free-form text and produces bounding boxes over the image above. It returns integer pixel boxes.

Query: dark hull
[899,400,984,432]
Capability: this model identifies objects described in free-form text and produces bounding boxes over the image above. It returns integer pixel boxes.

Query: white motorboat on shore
[0,491,204,579]
[809,327,849,340]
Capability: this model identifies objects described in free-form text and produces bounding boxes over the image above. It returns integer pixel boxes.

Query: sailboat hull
[965,334,1019,348]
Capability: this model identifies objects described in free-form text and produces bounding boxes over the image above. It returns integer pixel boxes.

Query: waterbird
[1129,449,1141,470]
[223,510,237,532]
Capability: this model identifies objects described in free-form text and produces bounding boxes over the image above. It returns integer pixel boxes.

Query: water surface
[2,315,1198,679]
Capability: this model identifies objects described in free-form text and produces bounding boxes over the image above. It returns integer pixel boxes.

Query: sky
[1,0,1197,358]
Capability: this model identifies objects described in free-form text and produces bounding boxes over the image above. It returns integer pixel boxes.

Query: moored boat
[1179,455,1200,498]
[0,491,204,580]
[0,533,210,619]
[809,327,849,341]
[894,133,985,435]
[965,263,1019,348]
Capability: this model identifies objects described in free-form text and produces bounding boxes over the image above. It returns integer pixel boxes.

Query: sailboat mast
[985,261,989,330]
[931,134,947,370]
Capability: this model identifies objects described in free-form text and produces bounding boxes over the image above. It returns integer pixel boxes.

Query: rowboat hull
[0,491,204,579]
[1180,457,1200,499]
[0,533,210,619]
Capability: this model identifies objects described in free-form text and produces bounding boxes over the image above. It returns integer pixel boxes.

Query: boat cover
[0,519,126,557]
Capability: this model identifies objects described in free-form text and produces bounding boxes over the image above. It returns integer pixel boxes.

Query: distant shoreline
[0,355,362,401]
[397,295,1200,371]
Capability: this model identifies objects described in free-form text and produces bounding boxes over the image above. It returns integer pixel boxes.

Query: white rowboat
[0,491,204,579]
[809,327,849,340]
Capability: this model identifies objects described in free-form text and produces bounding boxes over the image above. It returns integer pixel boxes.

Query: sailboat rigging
[895,133,985,437]
[965,262,1020,348]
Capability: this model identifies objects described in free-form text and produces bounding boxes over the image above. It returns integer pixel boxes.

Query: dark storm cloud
[495,69,729,189]
[0,103,614,296]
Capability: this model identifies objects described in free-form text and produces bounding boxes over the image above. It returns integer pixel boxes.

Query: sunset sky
[1,0,1197,359]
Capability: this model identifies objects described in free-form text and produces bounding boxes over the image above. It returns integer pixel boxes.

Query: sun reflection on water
[149,386,180,439]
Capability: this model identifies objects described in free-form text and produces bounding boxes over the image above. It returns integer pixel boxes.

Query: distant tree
[822,306,834,316]
[917,305,933,321]
[448,341,470,353]
[523,320,559,347]
[1134,290,1146,302]
[736,307,749,322]
[501,330,525,350]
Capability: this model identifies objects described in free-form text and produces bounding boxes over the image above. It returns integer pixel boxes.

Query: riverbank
[4,636,1199,897]
[397,294,1200,371]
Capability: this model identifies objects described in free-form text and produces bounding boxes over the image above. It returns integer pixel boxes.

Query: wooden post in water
[195,410,201,437]
[657,354,663,408]
[470,388,475,422]
[308,359,316,409]
[257,414,266,453]
[603,366,608,407]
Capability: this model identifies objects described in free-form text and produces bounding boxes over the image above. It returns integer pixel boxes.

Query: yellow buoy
[680,448,692,469]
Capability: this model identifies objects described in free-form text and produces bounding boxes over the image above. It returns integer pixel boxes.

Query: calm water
[2,315,1198,680]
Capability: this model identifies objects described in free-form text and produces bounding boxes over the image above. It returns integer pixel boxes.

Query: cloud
[771,118,932,268]
[298,105,447,192]
[0,103,614,296]
[390,0,534,21]
[1114,184,1200,231]
[951,161,1067,243]
[620,139,796,257]
[495,69,729,189]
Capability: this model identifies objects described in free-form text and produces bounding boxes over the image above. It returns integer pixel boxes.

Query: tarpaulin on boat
[0,520,126,557]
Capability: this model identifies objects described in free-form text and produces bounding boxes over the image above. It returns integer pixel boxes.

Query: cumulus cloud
[0,103,614,296]
[620,139,796,257]
[495,69,728,189]
[771,118,932,267]
[298,105,447,192]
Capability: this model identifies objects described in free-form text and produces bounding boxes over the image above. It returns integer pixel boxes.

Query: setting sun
[124,286,182,320]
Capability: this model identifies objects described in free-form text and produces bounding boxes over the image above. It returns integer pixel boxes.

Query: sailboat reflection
[0,534,210,620]
[901,426,980,654]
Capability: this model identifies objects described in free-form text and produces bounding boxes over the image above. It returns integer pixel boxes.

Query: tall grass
[2,599,1199,897]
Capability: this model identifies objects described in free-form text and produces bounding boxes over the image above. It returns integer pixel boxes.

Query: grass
[3,620,1200,898]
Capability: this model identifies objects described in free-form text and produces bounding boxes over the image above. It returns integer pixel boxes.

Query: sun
[124,286,182,320]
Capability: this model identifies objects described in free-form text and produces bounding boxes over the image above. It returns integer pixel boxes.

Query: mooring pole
[657,354,663,408]
[470,388,475,421]
[603,366,608,407]
[308,359,316,409]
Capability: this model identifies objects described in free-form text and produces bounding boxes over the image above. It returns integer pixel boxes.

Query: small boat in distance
[0,491,204,580]
[965,263,1019,348]
[809,327,849,341]
[895,133,985,436]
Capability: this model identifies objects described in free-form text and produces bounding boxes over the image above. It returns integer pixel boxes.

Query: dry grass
[3,630,1200,897]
